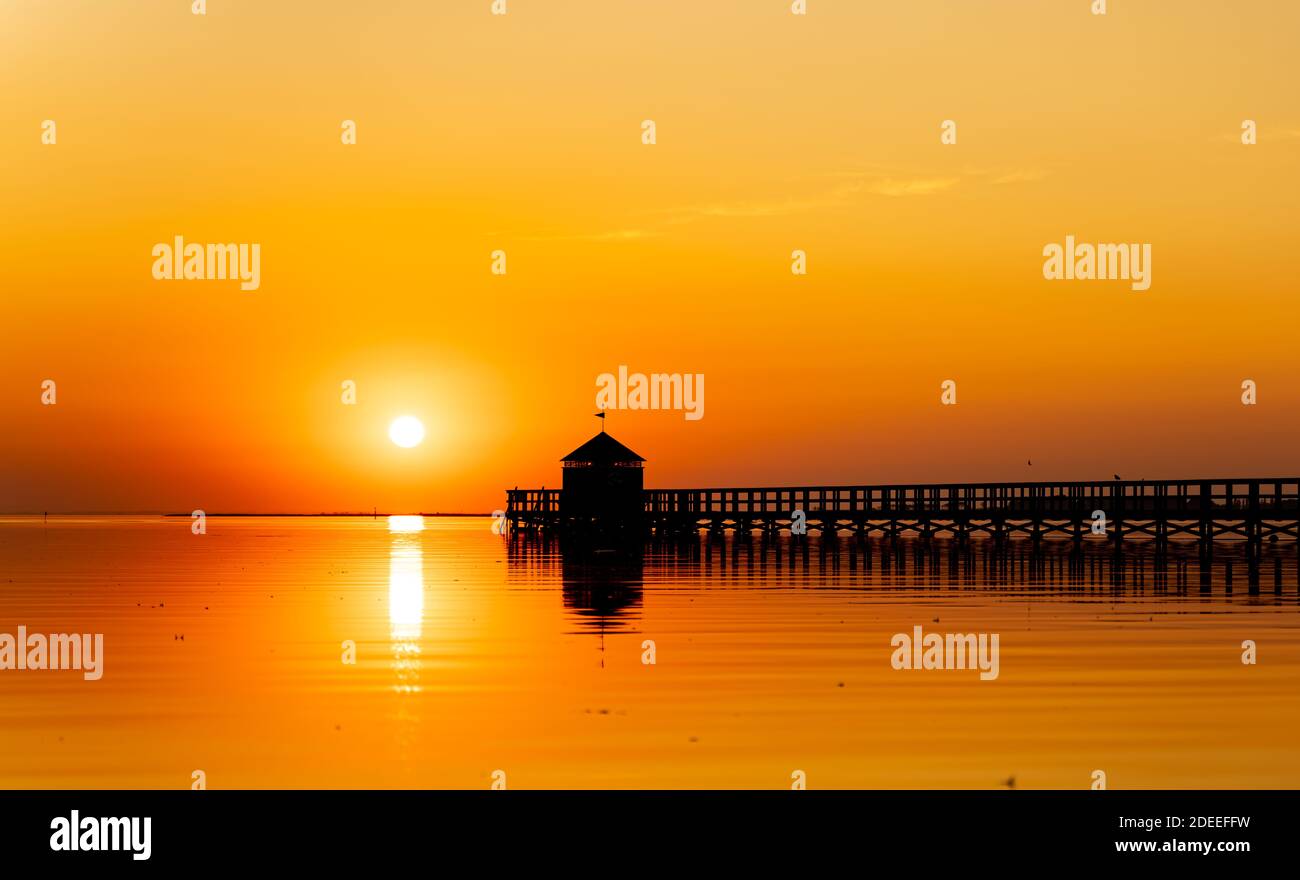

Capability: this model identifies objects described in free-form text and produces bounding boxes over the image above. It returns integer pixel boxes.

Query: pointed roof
[561,432,646,464]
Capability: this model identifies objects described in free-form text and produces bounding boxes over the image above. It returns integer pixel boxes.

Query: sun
[388,415,425,448]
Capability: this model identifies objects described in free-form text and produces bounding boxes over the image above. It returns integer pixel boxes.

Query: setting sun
[388,416,425,449]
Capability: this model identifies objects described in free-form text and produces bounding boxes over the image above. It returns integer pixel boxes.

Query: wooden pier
[506,478,1300,549]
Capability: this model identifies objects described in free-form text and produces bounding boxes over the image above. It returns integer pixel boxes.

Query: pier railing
[506,488,561,516]
[508,480,1300,519]
[641,479,1300,518]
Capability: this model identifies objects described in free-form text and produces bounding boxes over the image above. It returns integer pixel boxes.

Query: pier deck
[506,478,1300,548]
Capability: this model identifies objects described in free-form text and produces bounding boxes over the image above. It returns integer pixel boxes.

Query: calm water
[1,515,1298,789]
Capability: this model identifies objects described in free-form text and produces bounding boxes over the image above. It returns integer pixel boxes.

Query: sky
[2,0,1298,513]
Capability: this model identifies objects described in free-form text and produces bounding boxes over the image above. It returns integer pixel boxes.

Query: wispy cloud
[683,187,860,220]
[990,168,1048,185]
[663,171,958,224]
[579,229,655,241]
[515,164,1042,242]
[514,228,658,243]
[867,176,960,197]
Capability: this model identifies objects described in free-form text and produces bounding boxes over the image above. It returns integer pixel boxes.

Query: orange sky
[2,1,1298,513]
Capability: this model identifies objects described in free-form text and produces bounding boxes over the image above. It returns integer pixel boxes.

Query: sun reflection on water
[387,516,425,694]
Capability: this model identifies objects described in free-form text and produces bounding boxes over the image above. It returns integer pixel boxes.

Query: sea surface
[1,515,1298,789]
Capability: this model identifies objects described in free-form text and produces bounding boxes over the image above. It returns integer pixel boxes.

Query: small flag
[594,412,606,419]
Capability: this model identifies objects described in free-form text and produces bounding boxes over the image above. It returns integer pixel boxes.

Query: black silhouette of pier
[507,525,1300,597]
[506,477,1300,552]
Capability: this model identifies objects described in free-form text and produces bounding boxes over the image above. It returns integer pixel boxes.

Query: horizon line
[0,511,493,518]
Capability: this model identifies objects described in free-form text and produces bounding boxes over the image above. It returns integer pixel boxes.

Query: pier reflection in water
[712,534,1300,596]
[506,539,646,635]
[509,532,1300,611]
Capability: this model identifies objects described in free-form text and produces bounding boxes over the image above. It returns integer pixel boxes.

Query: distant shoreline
[2,512,492,518]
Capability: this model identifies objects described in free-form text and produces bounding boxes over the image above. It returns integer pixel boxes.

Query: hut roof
[561,432,646,464]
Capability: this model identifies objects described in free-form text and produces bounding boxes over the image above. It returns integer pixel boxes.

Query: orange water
[1,515,1297,789]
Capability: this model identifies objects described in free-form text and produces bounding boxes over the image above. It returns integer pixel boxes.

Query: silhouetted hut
[560,431,645,534]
